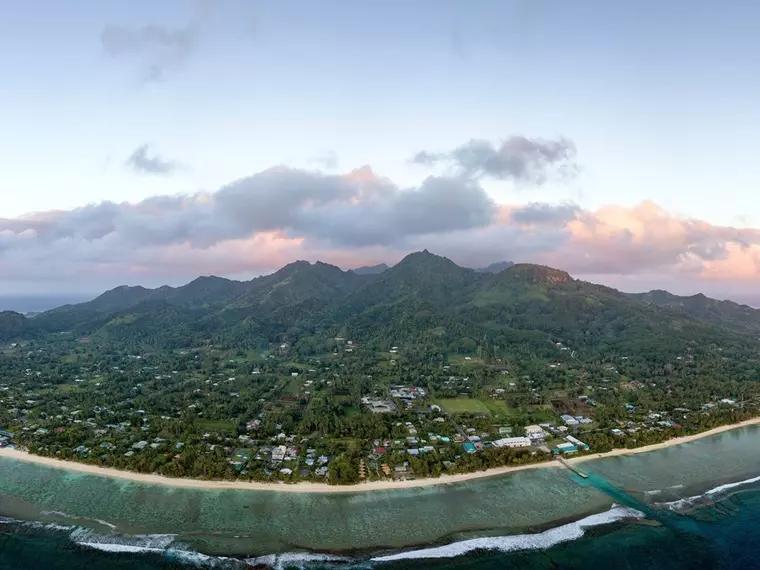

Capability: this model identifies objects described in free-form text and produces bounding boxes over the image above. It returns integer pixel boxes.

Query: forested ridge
[0,251,757,484]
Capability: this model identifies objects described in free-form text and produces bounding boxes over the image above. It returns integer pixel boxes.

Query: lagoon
[1,425,758,566]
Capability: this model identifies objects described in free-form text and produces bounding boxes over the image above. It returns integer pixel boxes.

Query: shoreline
[1,417,758,494]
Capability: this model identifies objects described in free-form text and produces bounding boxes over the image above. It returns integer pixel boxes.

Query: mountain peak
[314,260,343,271]
[284,260,312,268]
[353,250,475,307]
[189,275,231,285]
[91,284,152,305]
[396,250,458,268]
[273,260,312,277]
[275,260,347,278]
[0,310,25,319]
[0,310,28,341]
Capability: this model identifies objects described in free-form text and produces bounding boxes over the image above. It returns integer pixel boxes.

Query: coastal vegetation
[0,251,758,485]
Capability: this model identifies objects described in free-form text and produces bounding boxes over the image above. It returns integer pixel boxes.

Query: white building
[560,414,579,426]
[566,435,589,450]
[524,425,547,441]
[492,436,532,448]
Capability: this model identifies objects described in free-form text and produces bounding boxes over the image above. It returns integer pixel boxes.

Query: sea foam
[704,475,760,496]
[659,473,760,512]
[0,515,73,532]
[248,552,353,569]
[166,548,244,568]
[70,528,246,567]
[70,528,176,554]
[41,509,118,530]
[371,505,644,562]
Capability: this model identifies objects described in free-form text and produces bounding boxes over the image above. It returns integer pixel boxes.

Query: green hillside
[0,251,758,484]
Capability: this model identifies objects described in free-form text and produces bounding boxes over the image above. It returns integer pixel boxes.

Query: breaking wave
[41,510,118,530]
[0,515,73,532]
[659,474,760,512]
[69,528,244,567]
[704,475,760,496]
[3,505,649,567]
[165,549,243,568]
[371,506,644,562]
[248,552,353,569]
[70,528,176,554]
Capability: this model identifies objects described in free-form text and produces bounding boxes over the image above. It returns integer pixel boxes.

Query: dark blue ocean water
[388,486,760,570]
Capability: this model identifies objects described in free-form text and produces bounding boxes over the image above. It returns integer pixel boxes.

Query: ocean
[0,295,91,314]
[1,425,759,569]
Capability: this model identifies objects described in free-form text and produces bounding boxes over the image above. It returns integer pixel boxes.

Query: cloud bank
[1,162,759,299]
[413,136,578,184]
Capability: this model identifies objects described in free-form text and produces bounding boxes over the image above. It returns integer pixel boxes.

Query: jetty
[556,456,588,479]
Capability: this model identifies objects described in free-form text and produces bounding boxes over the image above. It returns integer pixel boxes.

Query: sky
[1,1,760,305]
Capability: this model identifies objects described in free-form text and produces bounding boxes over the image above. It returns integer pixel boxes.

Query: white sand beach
[1,417,758,494]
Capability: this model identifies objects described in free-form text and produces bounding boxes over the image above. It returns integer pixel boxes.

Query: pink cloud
[1,166,759,301]
[699,242,760,282]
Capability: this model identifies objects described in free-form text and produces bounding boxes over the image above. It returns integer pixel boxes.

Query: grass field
[480,399,512,417]
[435,397,518,420]
[436,398,490,415]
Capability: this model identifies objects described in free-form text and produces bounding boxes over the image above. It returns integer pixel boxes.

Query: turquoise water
[1,425,759,568]
[0,462,615,555]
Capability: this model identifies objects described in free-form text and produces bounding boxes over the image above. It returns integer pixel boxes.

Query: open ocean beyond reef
[1,425,759,569]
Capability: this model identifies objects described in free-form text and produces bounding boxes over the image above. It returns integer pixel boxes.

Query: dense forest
[0,251,758,484]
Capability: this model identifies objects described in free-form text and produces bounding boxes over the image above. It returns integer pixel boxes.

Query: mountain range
[1,251,759,358]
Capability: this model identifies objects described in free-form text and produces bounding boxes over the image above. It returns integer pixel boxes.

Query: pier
[556,456,588,478]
